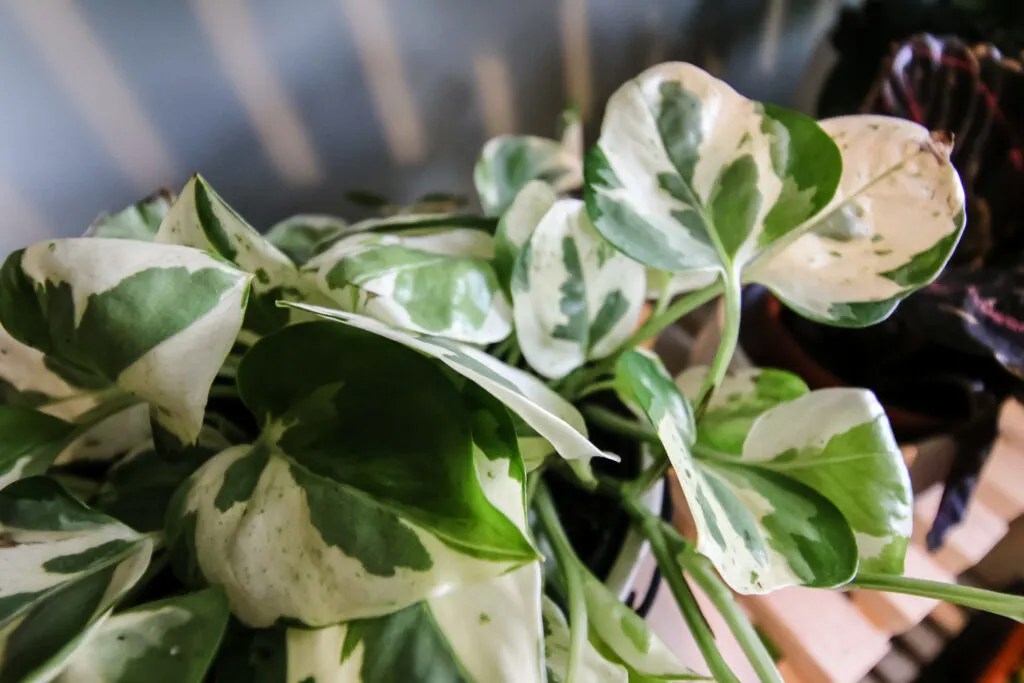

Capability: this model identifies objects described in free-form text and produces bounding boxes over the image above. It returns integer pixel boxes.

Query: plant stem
[852,573,1024,622]
[629,456,670,496]
[535,484,588,683]
[574,378,617,400]
[71,392,142,433]
[625,281,724,353]
[681,544,784,683]
[581,405,659,444]
[696,271,741,416]
[209,385,240,399]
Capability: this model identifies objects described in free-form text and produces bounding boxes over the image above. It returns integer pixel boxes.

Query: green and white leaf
[284,304,607,466]
[0,477,154,683]
[311,212,498,257]
[156,175,304,333]
[0,406,75,490]
[542,597,626,683]
[0,238,251,444]
[494,180,558,294]
[265,214,348,266]
[54,587,230,683]
[615,351,858,594]
[745,115,967,326]
[307,228,512,344]
[512,198,645,379]
[167,322,535,627]
[55,403,152,465]
[84,190,174,242]
[475,111,584,216]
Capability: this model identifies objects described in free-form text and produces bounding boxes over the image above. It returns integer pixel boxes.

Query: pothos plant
[0,61,1020,683]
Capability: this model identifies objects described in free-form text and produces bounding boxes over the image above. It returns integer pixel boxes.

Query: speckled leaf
[156,175,305,334]
[167,322,535,627]
[0,477,154,683]
[543,597,627,683]
[0,238,250,444]
[54,587,230,683]
[615,351,858,594]
[0,406,75,489]
[84,190,174,242]
[494,181,558,294]
[512,198,645,379]
[746,116,967,326]
[307,228,512,344]
[284,304,607,467]
[265,214,348,266]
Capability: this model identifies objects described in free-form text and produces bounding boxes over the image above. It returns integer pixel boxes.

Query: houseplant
[1,61,1022,683]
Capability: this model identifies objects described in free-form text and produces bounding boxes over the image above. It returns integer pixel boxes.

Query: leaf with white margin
[745,115,966,326]
[0,407,75,490]
[54,587,230,683]
[307,228,512,344]
[586,62,842,280]
[512,198,646,379]
[265,214,348,266]
[311,212,498,257]
[0,238,251,444]
[542,597,627,683]
[155,175,304,334]
[677,366,912,574]
[284,304,608,467]
[579,568,703,680]
[167,322,536,626]
[0,477,154,683]
[84,190,174,241]
[494,181,558,294]
[475,111,584,216]
[615,350,858,594]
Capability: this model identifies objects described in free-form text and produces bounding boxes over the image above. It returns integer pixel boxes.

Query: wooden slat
[912,485,1007,574]
[928,601,967,636]
[976,438,1024,521]
[850,544,954,635]
[745,587,891,683]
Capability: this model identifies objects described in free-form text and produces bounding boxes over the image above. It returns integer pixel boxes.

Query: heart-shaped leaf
[285,304,607,467]
[0,477,154,683]
[265,214,348,266]
[0,406,75,490]
[54,587,230,683]
[84,190,174,242]
[0,239,250,444]
[307,228,512,344]
[615,351,858,594]
[512,198,646,379]
[542,597,627,683]
[167,322,535,626]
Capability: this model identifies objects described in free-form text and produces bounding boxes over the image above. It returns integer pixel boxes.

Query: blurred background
[0,0,842,255]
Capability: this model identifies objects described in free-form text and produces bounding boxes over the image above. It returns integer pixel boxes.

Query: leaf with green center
[0,406,75,490]
[307,228,512,344]
[84,190,174,241]
[0,239,251,444]
[579,568,702,680]
[615,351,858,594]
[494,181,558,295]
[512,198,646,379]
[474,112,583,216]
[542,597,626,683]
[214,564,544,683]
[155,175,305,334]
[0,477,154,683]
[746,115,967,326]
[311,212,498,257]
[284,304,607,468]
[677,366,912,574]
[54,587,230,683]
[264,214,348,266]
[167,322,536,626]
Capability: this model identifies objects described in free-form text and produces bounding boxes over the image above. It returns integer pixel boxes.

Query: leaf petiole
[695,271,741,416]
[851,572,1024,622]
[581,405,659,444]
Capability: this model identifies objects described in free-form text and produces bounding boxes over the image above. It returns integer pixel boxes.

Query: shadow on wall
[0,0,839,254]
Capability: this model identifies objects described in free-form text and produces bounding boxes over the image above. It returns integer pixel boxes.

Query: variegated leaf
[512,198,645,379]
[0,477,154,683]
[616,351,858,594]
[155,175,304,334]
[265,214,348,266]
[475,111,584,216]
[494,181,558,294]
[84,190,174,241]
[677,366,912,574]
[311,212,498,257]
[542,597,627,683]
[307,228,512,344]
[0,407,74,490]
[0,238,250,444]
[746,115,967,326]
[55,404,152,465]
[54,587,230,683]
[579,568,702,680]
[284,304,607,466]
[167,322,535,626]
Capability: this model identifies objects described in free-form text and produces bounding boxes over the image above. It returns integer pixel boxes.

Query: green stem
[574,379,616,400]
[629,455,670,496]
[71,392,142,434]
[581,405,659,444]
[681,544,784,683]
[695,271,741,416]
[535,484,588,683]
[851,573,1024,622]
[625,281,724,352]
